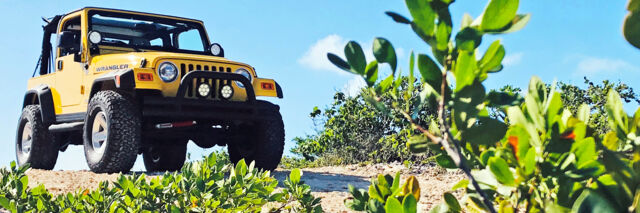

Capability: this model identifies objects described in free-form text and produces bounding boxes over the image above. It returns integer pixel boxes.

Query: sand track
[24,163,464,212]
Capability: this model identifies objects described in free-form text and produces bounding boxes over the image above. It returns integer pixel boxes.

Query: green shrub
[327,0,640,212]
[0,153,322,212]
[292,80,436,165]
[345,173,421,213]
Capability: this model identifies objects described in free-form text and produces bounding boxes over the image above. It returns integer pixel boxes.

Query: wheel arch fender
[23,85,56,125]
[89,69,135,99]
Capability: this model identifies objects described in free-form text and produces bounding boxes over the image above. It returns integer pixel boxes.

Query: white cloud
[298,34,350,74]
[298,34,378,74]
[342,77,367,97]
[502,52,523,66]
[573,56,639,78]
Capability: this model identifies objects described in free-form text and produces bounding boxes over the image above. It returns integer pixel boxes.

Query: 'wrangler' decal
[95,64,129,72]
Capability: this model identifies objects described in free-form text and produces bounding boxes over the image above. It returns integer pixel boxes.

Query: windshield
[88,10,209,54]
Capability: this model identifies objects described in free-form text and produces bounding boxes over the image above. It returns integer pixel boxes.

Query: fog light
[220,85,234,99]
[197,83,211,97]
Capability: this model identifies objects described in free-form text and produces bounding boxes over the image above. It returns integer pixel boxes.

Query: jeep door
[54,14,85,108]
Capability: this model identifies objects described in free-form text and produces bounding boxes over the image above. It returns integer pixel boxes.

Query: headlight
[234,68,252,88]
[157,62,178,82]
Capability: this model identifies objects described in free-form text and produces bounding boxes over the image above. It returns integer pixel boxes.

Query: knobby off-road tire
[83,91,141,173]
[228,101,285,171]
[15,105,58,169]
[143,140,188,172]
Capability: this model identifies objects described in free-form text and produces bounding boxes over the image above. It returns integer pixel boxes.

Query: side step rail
[48,122,84,133]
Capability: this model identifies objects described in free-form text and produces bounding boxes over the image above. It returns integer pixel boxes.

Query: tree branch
[437,67,497,213]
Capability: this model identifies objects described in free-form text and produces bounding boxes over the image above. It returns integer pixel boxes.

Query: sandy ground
[24,163,464,212]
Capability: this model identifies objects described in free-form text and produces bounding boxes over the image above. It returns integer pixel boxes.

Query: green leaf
[462,117,508,145]
[523,148,536,175]
[602,131,620,151]
[436,154,457,169]
[577,104,590,122]
[368,199,385,213]
[407,135,430,153]
[417,54,442,93]
[345,41,367,75]
[0,196,9,208]
[405,0,436,37]
[488,156,515,185]
[455,27,482,51]
[290,168,302,184]
[235,159,247,177]
[378,74,395,93]
[403,194,418,213]
[624,12,640,49]
[451,179,469,191]
[365,61,379,87]
[572,190,619,213]
[373,38,397,72]
[496,14,531,34]
[327,53,351,73]
[572,137,597,169]
[385,11,412,24]
[480,0,520,31]
[443,193,461,212]
[630,0,640,12]
[435,21,451,51]
[479,40,505,73]
[480,149,496,167]
[486,90,523,108]
[606,90,629,139]
[461,13,473,28]
[454,50,477,92]
[385,197,403,213]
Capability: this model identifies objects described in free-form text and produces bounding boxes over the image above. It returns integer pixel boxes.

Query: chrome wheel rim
[21,122,32,155]
[91,111,108,155]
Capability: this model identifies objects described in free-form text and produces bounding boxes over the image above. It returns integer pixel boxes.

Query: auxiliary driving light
[197,83,211,97]
[220,85,234,99]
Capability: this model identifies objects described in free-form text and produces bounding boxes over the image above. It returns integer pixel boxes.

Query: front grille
[179,62,233,100]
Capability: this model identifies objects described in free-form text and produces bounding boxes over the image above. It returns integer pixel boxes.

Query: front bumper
[141,71,276,121]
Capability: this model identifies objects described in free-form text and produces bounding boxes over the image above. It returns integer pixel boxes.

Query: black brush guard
[142,71,272,121]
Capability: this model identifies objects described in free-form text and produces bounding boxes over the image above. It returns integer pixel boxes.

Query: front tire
[15,105,58,169]
[228,102,284,171]
[83,91,141,173]
[143,140,187,172]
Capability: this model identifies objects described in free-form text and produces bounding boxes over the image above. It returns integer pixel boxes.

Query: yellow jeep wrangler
[17,7,284,173]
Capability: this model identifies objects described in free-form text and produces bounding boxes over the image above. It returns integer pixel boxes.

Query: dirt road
[25,163,464,212]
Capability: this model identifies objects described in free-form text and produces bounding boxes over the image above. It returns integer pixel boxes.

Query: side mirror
[57,31,81,62]
[57,31,78,49]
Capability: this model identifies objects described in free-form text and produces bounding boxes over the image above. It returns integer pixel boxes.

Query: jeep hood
[89,52,252,73]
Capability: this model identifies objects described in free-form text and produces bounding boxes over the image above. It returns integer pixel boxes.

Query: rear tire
[143,140,187,172]
[15,105,58,169]
[228,101,284,171]
[83,91,140,173]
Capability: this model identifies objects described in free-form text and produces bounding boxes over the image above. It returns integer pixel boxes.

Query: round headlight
[197,83,211,97]
[234,68,252,88]
[157,62,178,82]
[220,85,234,99]
[88,31,102,44]
[210,43,224,57]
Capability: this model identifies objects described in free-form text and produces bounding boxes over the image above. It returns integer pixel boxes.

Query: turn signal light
[261,82,274,90]
[137,73,153,81]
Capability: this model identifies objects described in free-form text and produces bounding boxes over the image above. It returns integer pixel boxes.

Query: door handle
[57,60,63,71]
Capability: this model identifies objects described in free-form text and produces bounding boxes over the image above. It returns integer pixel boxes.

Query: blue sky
[0,1,638,171]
